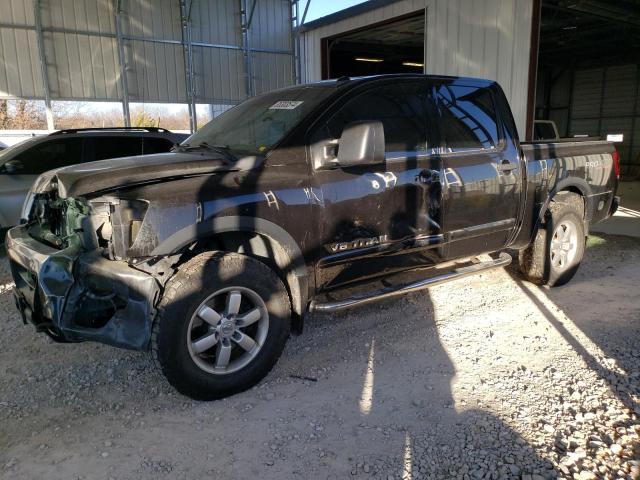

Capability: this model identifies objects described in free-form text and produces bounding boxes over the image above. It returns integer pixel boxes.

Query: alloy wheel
[186,287,269,375]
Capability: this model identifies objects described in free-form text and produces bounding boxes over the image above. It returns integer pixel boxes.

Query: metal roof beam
[551,0,640,28]
[180,0,196,132]
[33,0,54,130]
[300,0,311,26]
[247,0,258,29]
[240,0,254,98]
[114,0,131,127]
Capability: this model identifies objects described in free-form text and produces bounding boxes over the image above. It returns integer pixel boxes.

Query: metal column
[291,0,300,84]
[180,0,197,132]
[114,0,131,127]
[33,0,54,130]
[292,0,310,85]
[240,0,254,98]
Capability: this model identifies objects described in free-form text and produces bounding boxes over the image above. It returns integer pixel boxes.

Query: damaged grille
[29,190,71,249]
[26,186,94,251]
[24,175,152,259]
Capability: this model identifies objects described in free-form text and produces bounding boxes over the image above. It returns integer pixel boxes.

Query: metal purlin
[33,0,54,130]
[240,0,254,99]
[114,0,131,127]
[180,0,197,132]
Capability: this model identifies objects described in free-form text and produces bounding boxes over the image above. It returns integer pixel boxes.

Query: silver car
[0,127,186,227]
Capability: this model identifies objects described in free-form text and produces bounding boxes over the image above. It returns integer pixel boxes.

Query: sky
[302,0,369,23]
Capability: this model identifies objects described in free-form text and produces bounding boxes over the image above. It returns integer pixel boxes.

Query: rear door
[433,82,521,258]
[88,135,144,161]
[309,79,444,291]
[142,136,175,154]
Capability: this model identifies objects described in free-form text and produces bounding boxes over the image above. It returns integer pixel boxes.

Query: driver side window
[319,82,430,159]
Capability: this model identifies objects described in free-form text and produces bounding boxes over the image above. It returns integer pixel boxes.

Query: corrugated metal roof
[191,0,241,46]
[192,45,245,103]
[0,0,294,106]
[249,0,292,51]
[252,51,294,95]
[123,0,181,41]
[40,0,115,33]
[44,31,121,100]
[0,27,44,98]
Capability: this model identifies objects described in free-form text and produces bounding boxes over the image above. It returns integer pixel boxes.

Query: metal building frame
[1,0,310,132]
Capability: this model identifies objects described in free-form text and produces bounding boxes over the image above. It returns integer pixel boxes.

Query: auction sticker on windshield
[269,101,304,110]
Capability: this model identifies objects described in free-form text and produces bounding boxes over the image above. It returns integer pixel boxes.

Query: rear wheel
[152,252,291,400]
[518,192,585,287]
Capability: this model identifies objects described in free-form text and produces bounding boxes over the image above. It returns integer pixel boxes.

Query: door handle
[496,161,517,174]
[417,169,440,184]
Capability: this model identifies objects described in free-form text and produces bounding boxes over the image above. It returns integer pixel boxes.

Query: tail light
[612,149,620,179]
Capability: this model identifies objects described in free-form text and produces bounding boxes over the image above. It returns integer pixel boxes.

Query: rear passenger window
[92,136,143,161]
[322,83,430,158]
[142,137,174,155]
[435,84,500,152]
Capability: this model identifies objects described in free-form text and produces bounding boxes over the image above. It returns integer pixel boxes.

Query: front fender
[153,216,309,317]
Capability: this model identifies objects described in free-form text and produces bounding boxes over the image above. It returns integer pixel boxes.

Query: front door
[432,81,521,259]
[309,80,444,291]
[0,137,85,226]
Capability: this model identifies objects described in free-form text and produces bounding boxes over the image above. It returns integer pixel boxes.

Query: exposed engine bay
[10,182,178,350]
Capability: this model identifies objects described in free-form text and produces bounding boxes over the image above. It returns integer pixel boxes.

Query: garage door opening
[535,0,640,176]
[321,11,425,79]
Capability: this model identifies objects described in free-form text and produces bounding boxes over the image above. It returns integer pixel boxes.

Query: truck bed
[513,139,618,249]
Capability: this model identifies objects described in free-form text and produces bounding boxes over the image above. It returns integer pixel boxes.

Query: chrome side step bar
[309,252,512,313]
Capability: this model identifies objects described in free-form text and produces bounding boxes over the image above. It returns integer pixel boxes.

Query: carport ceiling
[330,15,424,47]
[540,0,640,67]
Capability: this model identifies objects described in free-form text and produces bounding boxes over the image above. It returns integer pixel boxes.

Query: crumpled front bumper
[7,224,160,350]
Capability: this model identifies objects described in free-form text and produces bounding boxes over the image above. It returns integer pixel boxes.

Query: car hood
[32,151,263,198]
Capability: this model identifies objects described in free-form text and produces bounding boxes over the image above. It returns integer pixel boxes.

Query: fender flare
[533,178,593,240]
[152,216,309,316]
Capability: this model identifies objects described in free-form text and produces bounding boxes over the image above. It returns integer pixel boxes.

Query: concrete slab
[591,181,640,238]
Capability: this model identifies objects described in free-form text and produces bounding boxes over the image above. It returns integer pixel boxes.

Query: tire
[518,192,586,287]
[152,251,291,400]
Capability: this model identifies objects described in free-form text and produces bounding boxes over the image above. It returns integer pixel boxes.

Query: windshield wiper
[172,142,235,162]
[173,142,230,151]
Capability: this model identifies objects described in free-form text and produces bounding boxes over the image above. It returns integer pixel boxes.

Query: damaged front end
[7,181,175,350]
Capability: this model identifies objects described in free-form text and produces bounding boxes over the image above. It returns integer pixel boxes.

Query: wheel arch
[152,216,309,322]
[533,178,592,239]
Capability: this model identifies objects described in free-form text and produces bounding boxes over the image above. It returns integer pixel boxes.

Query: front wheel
[152,252,291,400]
[518,192,586,287]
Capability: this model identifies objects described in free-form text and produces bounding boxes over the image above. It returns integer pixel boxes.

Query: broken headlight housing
[91,198,151,260]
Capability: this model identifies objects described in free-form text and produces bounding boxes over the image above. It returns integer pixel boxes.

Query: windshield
[184,86,335,155]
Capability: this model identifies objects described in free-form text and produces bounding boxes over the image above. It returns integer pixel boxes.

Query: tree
[131,110,159,128]
[0,99,46,129]
[0,100,9,129]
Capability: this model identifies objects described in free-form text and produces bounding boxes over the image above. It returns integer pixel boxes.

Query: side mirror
[2,159,23,174]
[337,121,385,167]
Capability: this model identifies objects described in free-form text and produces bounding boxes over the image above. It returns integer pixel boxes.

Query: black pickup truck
[6,75,619,400]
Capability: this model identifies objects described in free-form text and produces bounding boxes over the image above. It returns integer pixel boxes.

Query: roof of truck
[308,73,497,88]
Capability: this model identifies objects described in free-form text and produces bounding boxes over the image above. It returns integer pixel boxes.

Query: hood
[33,151,263,198]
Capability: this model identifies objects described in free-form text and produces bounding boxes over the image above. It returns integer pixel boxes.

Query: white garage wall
[299,0,534,138]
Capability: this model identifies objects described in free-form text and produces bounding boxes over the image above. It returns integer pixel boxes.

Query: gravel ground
[0,233,638,480]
